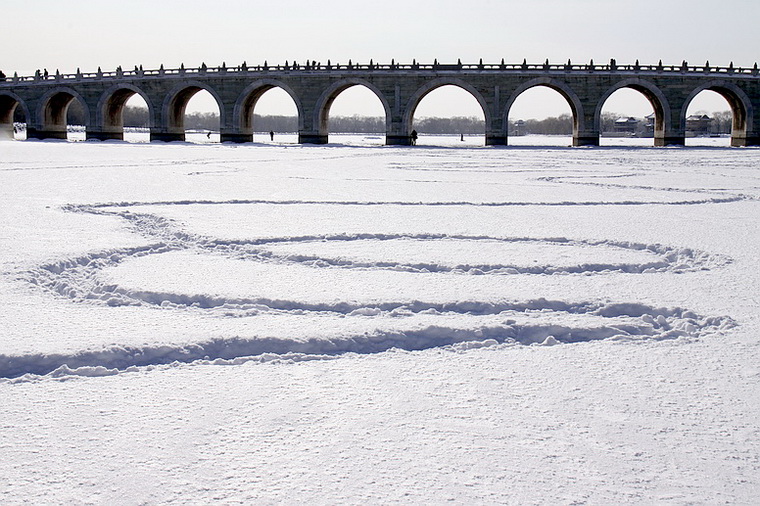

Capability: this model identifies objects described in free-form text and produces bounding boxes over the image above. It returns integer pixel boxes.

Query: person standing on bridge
[270,131,274,141]
[411,129,418,146]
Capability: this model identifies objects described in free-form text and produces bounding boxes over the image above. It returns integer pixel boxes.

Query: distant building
[686,114,712,136]
[513,119,526,136]
[642,113,655,137]
[613,117,639,135]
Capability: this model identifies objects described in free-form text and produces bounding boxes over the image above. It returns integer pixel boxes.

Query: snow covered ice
[1,136,759,504]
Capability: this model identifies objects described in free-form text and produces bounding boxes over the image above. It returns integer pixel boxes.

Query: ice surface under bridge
[1,59,760,146]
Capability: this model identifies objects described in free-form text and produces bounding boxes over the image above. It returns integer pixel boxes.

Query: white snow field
[1,136,759,504]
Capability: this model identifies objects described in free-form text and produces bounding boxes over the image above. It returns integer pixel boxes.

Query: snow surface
[1,136,759,504]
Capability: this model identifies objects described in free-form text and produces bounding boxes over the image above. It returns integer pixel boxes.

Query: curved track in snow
[5,193,737,380]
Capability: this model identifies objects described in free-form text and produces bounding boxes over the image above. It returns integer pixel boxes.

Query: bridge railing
[3,61,759,84]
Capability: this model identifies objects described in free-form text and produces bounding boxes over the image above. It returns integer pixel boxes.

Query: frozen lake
[0,137,758,503]
[10,126,735,148]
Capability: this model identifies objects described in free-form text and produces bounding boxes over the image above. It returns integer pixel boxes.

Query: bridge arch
[234,79,304,136]
[404,78,491,140]
[682,80,753,146]
[0,91,29,139]
[595,78,670,144]
[162,80,225,133]
[314,79,391,141]
[504,78,584,138]
[93,83,155,140]
[35,86,90,140]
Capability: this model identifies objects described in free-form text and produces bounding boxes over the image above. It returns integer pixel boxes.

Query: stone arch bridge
[2,60,760,146]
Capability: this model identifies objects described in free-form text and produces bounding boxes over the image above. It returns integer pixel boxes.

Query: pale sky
[3,0,756,118]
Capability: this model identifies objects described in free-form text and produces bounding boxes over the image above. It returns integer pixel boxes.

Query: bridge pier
[86,130,124,141]
[150,130,185,142]
[386,134,412,146]
[0,122,13,140]
[220,132,252,143]
[26,128,68,140]
[486,134,508,146]
[730,134,760,147]
[299,132,328,144]
[654,136,685,146]
[573,133,600,147]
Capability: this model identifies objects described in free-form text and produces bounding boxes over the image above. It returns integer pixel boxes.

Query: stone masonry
[1,60,759,147]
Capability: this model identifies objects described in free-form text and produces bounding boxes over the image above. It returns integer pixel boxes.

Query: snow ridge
[231,234,727,275]
[58,202,733,277]
[537,174,758,202]
[63,193,746,210]
[24,227,730,310]
[0,301,735,380]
